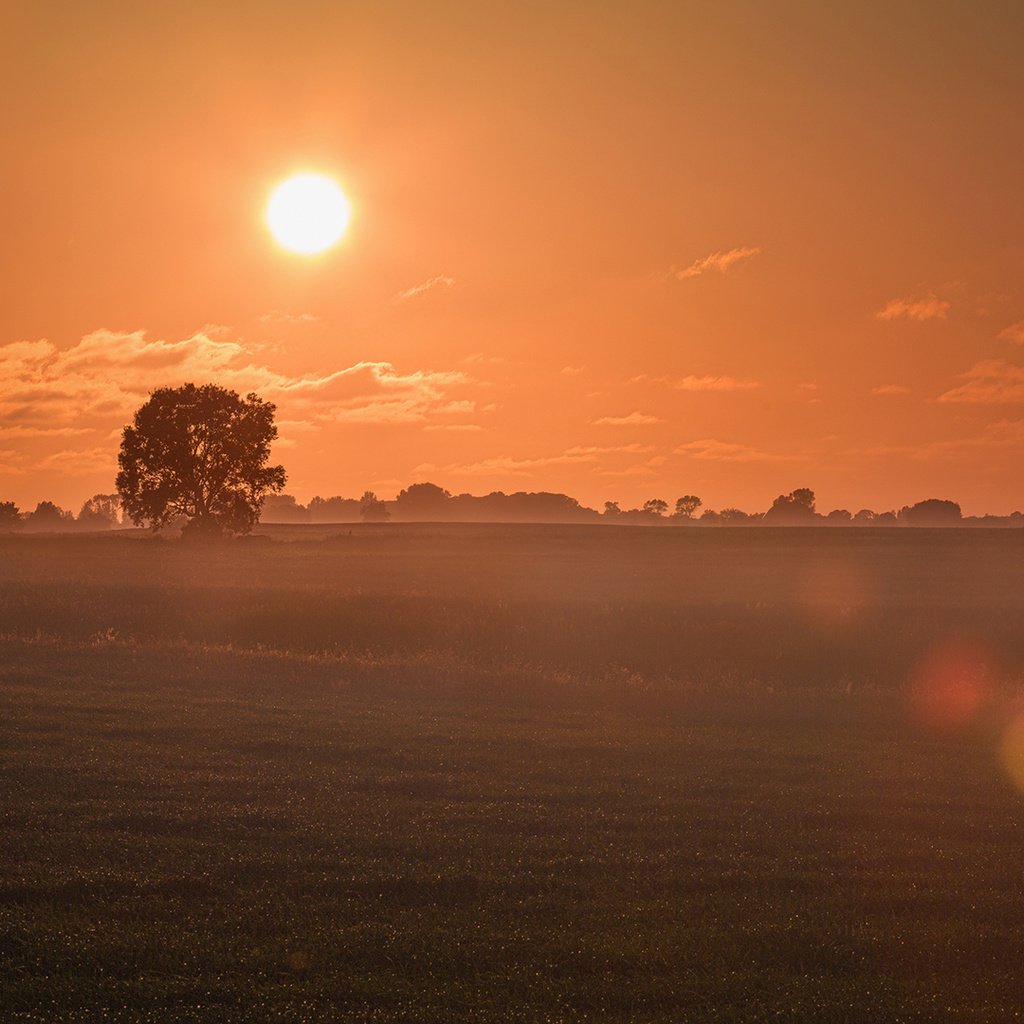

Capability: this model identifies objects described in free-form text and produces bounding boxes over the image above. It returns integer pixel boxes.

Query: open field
[2,526,1023,1022]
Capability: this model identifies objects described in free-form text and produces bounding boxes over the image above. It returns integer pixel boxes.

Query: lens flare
[1000,715,1024,793]
[906,639,994,733]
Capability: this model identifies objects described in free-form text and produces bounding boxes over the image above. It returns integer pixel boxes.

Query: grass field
[2,526,1023,1022]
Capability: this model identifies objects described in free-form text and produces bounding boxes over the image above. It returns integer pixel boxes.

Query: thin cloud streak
[998,321,1024,344]
[672,246,761,280]
[394,275,456,303]
[876,296,950,321]
[592,412,665,426]
[938,360,1024,404]
[675,375,761,392]
[675,438,793,462]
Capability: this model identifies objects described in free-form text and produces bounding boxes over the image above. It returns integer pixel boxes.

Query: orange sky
[3,1,1024,515]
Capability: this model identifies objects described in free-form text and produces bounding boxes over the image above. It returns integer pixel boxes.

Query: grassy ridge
[1,527,1023,1021]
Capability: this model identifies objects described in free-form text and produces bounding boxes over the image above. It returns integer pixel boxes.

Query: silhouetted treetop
[396,482,452,509]
[0,501,21,531]
[763,488,818,525]
[673,495,702,519]
[360,491,390,522]
[898,499,962,526]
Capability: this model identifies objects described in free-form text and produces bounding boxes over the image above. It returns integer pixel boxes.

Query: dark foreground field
[2,525,1023,1022]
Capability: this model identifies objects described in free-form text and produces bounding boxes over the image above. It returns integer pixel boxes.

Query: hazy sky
[3,1,1024,514]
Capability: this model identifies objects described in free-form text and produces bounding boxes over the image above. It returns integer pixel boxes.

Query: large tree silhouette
[117,383,286,537]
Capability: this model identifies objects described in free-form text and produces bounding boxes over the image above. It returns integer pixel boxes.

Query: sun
[266,173,351,255]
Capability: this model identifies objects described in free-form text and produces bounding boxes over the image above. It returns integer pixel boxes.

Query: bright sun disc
[266,173,351,255]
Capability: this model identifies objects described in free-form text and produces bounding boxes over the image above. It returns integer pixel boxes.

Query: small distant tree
[642,498,668,518]
[898,499,962,526]
[117,383,286,537]
[673,495,702,519]
[260,494,310,523]
[78,493,122,530]
[763,488,818,525]
[718,508,750,524]
[852,509,877,525]
[826,508,852,525]
[603,501,621,518]
[308,495,362,523]
[24,501,73,531]
[360,491,390,522]
[0,499,20,532]
[0,501,21,531]
[394,482,451,521]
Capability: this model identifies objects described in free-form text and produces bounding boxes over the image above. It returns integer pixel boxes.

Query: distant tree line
[257,484,1023,528]
[0,494,125,533]
[2,485,1021,533]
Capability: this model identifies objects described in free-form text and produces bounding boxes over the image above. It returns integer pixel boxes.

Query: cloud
[0,426,93,438]
[675,438,791,462]
[938,359,1024,403]
[0,329,475,473]
[394,275,456,303]
[672,246,761,280]
[414,443,657,478]
[998,321,1024,344]
[674,374,761,392]
[36,448,115,475]
[876,296,950,321]
[423,424,484,432]
[846,420,1024,460]
[276,419,321,433]
[414,452,591,478]
[564,443,655,456]
[597,455,669,477]
[258,310,320,325]
[871,384,911,396]
[0,330,473,427]
[592,411,665,426]
[560,365,584,375]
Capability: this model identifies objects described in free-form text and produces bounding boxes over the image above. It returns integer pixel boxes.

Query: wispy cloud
[846,419,1024,460]
[592,411,665,426]
[871,384,911,396]
[414,443,658,478]
[36,448,115,475]
[564,443,655,456]
[258,310,320,325]
[671,246,761,281]
[675,438,791,462]
[876,295,950,321]
[413,452,591,478]
[998,321,1024,344]
[598,455,668,478]
[938,359,1024,404]
[675,374,761,392]
[394,275,456,303]
[0,425,93,438]
[423,423,484,432]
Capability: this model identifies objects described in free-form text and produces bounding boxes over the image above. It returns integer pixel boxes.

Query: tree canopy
[116,383,286,537]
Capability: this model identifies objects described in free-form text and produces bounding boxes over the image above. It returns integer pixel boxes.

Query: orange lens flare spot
[1000,715,1024,793]
[907,640,993,733]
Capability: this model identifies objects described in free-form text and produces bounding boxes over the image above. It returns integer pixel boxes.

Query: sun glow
[266,173,351,255]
